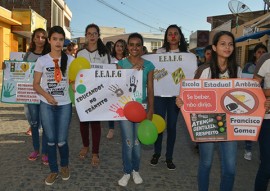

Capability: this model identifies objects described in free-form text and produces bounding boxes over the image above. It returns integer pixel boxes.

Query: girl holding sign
[253,53,270,191]
[117,33,155,187]
[176,31,241,191]
[242,43,267,161]
[25,28,50,165]
[33,26,74,185]
[106,39,128,139]
[150,24,188,170]
[76,24,110,166]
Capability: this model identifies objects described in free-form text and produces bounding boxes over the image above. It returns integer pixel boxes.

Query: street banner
[180,78,266,142]
[143,52,197,97]
[75,69,143,121]
[1,61,39,104]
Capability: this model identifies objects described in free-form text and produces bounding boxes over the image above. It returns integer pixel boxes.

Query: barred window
[151,41,162,51]
[236,46,242,66]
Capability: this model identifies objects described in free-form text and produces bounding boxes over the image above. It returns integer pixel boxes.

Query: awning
[235,29,270,43]
[0,15,21,26]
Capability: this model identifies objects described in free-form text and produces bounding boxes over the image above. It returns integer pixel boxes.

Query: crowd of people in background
[13,23,270,191]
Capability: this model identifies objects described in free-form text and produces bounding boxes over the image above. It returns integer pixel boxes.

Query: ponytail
[60,51,68,76]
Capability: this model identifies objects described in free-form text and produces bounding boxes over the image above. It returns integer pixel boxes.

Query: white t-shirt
[156,47,180,54]
[195,65,242,79]
[34,53,74,105]
[254,53,270,119]
[77,49,109,64]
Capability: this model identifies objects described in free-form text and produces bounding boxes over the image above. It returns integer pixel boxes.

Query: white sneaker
[244,150,252,161]
[118,174,130,187]
[132,170,143,184]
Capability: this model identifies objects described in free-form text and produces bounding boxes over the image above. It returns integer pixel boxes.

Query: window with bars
[236,46,242,66]
[52,2,63,27]
[151,41,162,51]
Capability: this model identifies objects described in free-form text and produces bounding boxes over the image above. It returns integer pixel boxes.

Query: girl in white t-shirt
[33,26,74,186]
[76,24,110,166]
[106,39,128,139]
[176,31,241,191]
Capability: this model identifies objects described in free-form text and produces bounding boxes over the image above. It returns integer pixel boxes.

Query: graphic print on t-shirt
[45,67,66,96]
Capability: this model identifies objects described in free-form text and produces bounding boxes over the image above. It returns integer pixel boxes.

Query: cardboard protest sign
[180,79,266,142]
[143,53,197,97]
[75,69,143,121]
[1,62,117,104]
[1,61,39,104]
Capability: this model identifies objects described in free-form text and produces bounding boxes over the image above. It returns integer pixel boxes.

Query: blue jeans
[28,104,47,154]
[254,119,270,191]
[108,121,114,129]
[245,140,252,151]
[40,101,72,173]
[198,141,237,191]
[119,120,140,174]
[153,96,180,160]
[24,104,31,125]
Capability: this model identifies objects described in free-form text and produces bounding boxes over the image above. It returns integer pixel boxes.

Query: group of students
[23,23,270,191]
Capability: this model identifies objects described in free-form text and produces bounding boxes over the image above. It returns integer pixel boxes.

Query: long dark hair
[28,28,50,55]
[85,23,109,57]
[210,31,238,79]
[48,26,68,76]
[252,43,268,63]
[111,39,128,58]
[162,24,187,52]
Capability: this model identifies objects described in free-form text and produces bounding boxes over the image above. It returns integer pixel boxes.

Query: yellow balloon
[68,57,91,81]
[152,114,166,134]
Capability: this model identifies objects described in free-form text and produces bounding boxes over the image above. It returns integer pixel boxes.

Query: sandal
[28,151,40,161]
[79,147,89,159]
[25,128,32,136]
[91,154,100,167]
[42,155,49,165]
[106,129,114,139]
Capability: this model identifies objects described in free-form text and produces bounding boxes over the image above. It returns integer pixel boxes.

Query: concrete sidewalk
[0,101,265,191]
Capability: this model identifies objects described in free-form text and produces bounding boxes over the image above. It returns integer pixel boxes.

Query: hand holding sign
[68,57,91,81]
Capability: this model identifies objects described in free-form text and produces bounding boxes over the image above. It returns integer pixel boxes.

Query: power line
[96,0,164,32]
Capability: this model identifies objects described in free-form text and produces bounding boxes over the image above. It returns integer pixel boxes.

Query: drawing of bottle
[10,63,15,72]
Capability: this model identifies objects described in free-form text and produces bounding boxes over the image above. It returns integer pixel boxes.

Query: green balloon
[138,119,158,145]
[68,84,75,105]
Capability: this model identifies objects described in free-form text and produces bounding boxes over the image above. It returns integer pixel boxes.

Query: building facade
[0,0,72,39]
[0,6,22,65]
[74,26,164,53]
[190,10,270,67]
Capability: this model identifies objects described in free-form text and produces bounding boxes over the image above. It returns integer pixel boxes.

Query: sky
[65,0,266,39]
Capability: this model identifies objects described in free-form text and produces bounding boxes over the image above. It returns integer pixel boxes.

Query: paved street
[0,102,265,191]
[0,71,267,191]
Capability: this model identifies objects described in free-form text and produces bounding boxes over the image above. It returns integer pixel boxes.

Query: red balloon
[123,101,147,122]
